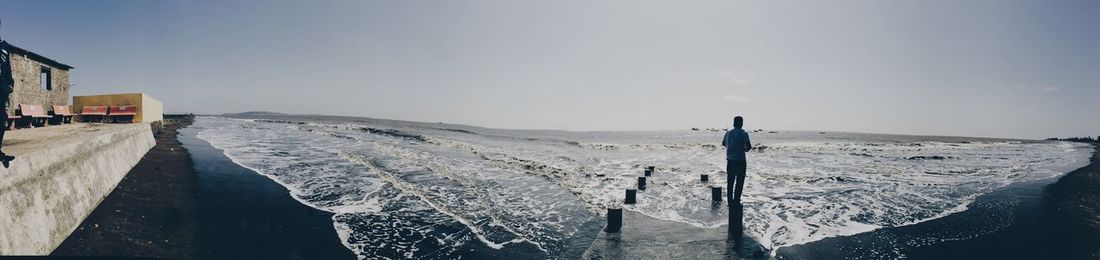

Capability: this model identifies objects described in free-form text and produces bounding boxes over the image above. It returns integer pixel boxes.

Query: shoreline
[52,117,355,259]
[777,144,1100,259]
[52,118,200,258]
[47,114,1095,259]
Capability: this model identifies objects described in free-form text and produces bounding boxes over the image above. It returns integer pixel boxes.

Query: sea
[188,115,1092,259]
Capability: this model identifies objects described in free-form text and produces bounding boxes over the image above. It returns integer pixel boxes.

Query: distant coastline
[220,111,289,117]
[219,111,1052,143]
[1046,136,1100,143]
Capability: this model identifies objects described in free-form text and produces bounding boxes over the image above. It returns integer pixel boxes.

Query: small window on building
[40,67,53,91]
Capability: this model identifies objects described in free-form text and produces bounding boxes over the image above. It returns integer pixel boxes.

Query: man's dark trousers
[726,159,746,205]
[0,97,7,148]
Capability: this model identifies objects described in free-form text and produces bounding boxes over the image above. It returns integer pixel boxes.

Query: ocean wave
[193,116,1093,257]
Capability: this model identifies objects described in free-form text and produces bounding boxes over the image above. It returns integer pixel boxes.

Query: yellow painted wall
[140,94,163,123]
[72,93,163,123]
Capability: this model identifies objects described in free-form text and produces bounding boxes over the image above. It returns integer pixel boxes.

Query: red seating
[53,105,74,116]
[81,105,108,115]
[76,105,139,123]
[51,105,75,124]
[19,104,51,128]
[80,105,108,123]
[108,105,138,123]
[108,105,137,116]
[20,104,50,118]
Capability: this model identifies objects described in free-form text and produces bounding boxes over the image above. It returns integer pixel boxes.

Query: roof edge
[2,41,74,70]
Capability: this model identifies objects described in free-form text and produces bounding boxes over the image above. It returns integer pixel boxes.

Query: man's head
[733,116,744,128]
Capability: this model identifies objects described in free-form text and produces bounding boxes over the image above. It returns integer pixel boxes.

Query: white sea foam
[193,117,596,259]
[193,116,1093,258]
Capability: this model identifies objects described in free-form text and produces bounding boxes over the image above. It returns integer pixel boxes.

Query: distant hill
[221,111,289,117]
[1046,136,1099,143]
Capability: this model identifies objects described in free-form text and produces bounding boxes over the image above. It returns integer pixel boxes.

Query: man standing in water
[721,116,752,205]
[0,20,16,167]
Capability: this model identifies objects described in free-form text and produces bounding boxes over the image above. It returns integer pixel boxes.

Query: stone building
[2,42,72,115]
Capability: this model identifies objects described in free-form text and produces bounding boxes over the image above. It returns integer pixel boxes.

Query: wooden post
[606,207,623,233]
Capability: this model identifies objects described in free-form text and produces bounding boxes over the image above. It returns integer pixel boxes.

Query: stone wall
[0,124,155,254]
[6,53,70,114]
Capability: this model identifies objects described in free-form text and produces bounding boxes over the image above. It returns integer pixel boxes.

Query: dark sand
[53,118,200,258]
[53,117,355,259]
[778,144,1100,259]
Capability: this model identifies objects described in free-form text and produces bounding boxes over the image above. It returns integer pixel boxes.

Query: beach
[48,114,1098,259]
[778,144,1100,259]
[191,115,1091,258]
[52,117,354,259]
[52,118,200,258]
[5,0,1098,258]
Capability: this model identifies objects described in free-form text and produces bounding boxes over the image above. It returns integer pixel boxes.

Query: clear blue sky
[1,0,1097,139]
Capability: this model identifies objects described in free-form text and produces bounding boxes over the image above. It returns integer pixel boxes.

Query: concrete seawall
[0,123,156,254]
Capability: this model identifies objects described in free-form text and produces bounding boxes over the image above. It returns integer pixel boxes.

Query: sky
[0,0,1097,139]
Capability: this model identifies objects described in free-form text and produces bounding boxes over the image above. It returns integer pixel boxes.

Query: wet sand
[778,144,1100,259]
[53,118,200,258]
[52,117,354,259]
[1041,144,1100,258]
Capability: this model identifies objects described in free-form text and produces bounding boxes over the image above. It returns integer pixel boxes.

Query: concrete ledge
[0,123,156,254]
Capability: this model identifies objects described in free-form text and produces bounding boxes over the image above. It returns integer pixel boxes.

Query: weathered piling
[644,168,652,177]
[647,166,656,175]
[606,207,623,233]
[711,186,722,202]
[638,176,647,190]
[625,189,637,204]
[701,174,709,182]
